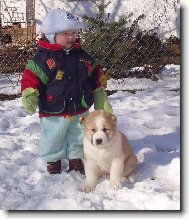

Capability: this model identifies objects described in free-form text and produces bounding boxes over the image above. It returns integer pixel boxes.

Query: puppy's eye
[91,129,96,133]
[103,128,108,132]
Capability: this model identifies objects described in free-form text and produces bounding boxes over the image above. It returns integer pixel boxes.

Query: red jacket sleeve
[87,64,107,91]
[21,69,40,93]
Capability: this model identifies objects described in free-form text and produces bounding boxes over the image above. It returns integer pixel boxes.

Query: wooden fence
[0,23,36,44]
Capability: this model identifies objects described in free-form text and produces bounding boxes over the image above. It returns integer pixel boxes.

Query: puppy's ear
[111,114,117,123]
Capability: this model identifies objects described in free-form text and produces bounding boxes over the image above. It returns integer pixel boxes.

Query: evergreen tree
[81,0,169,80]
[81,0,140,79]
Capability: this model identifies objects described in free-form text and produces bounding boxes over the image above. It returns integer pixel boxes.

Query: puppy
[83,110,137,192]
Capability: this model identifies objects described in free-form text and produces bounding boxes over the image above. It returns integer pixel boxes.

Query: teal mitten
[93,87,113,113]
[22,88,39,114]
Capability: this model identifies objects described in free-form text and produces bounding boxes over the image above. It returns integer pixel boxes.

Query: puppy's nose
[96,138,103,145]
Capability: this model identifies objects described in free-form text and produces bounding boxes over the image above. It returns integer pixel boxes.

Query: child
[21,8,112,175]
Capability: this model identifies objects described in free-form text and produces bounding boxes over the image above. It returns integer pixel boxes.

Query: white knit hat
[40,8,83,43]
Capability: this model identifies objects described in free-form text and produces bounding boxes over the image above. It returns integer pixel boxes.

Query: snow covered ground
[0,65,180,210]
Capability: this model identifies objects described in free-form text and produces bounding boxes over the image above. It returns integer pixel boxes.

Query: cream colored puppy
[83,110,137,192]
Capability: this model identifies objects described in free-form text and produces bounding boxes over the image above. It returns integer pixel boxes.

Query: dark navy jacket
[24,39,101,116]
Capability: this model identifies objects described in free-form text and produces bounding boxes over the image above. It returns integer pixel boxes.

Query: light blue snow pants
[38,112,88,162]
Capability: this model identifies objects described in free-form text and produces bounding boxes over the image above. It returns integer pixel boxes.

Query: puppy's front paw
[83,185,94,193]
[110,180,122,190]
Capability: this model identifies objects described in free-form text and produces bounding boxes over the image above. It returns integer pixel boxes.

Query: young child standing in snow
[21,8,112,175]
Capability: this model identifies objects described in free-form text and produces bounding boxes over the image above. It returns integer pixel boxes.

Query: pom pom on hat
[40,8,83,43]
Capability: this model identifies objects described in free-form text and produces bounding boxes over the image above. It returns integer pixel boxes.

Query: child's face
[55,29,78,49]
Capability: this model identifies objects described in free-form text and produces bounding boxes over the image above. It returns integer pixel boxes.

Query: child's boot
[68,159,85,175]
[47,160,61,174]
